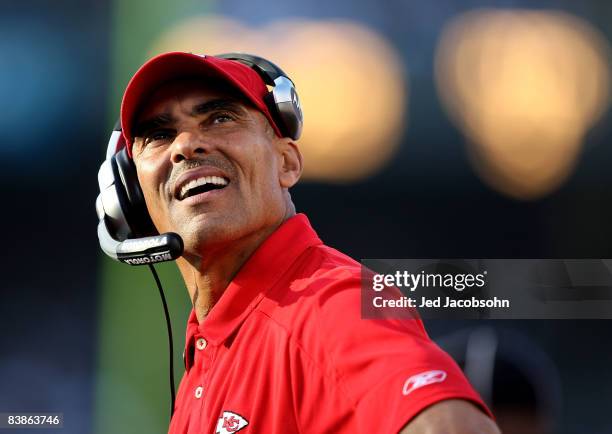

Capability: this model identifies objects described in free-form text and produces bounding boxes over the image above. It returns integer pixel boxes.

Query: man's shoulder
[256,242,360,327]
[257,242,423,352]
[277,242,362,302]
[251,243,365,369]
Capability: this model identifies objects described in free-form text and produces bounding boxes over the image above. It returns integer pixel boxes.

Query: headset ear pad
[265,83,303,141]
[113,147,157,237]
[215,53,303,140]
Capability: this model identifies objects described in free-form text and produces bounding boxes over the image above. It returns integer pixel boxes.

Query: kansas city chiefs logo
[402,370,447,396]
[215,411,248,433]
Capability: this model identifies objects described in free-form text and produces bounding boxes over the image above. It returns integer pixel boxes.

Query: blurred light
[150,16,406,183]
[0,17,79,164]
[435,9,610,199]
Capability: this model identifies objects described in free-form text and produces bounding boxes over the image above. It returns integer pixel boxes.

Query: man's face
[131,79,292,255]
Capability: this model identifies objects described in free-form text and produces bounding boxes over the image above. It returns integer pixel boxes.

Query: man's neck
[177,215,291,323]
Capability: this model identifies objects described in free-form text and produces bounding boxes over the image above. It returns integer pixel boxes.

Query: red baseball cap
[120,52,282,156]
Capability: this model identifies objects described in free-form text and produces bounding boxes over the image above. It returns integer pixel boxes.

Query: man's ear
[276,137,303,189]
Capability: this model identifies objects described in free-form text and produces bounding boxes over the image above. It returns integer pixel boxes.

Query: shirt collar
[184,214,321,362]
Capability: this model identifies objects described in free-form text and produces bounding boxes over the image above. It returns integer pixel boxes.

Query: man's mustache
[168,156,236,187]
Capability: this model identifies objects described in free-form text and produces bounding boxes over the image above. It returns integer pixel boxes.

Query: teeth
[180,176,228,199]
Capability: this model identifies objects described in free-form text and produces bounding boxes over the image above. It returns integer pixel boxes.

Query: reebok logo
[215,411,248,434]
[402,370,447,396]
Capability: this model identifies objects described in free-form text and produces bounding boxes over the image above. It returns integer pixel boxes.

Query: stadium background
[1,0,612,433]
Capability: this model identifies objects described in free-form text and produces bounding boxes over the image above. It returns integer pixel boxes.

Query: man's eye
[211,113,234,124]
[144,130,173,145]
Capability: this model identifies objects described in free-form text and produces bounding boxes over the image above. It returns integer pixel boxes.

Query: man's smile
[173,167,232,204]
[178,176,229,200]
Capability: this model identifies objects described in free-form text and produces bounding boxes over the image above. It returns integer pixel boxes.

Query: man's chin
[177,220,239,254]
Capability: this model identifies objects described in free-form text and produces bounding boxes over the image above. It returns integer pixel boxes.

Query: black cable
[148,264,176,419]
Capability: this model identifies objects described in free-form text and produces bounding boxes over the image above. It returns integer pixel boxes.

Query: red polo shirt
[168,214,491,434]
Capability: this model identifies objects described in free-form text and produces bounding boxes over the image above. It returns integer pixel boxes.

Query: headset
[221,53,303,141]
[95,53,303,419]
[95,52,303,266]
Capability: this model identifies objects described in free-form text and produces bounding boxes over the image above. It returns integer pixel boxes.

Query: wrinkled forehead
[133,77,252,129]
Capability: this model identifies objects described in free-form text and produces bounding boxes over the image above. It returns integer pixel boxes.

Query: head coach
[96,51,500,434]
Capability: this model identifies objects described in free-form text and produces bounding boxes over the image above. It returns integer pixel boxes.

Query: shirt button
[194,386,203,399]
[196,338,207,350]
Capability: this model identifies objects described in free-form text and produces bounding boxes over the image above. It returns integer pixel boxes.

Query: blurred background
[1,0,612,433]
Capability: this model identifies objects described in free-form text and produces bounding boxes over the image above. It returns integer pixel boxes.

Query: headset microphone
[96,220,183,265]
[96,120,184,266]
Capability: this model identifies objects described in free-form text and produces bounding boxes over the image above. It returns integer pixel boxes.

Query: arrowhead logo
[215,411,249,433]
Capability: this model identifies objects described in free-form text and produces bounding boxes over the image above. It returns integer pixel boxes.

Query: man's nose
[170,131,207,163]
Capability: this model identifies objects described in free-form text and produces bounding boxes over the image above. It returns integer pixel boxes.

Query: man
[119,51,500,434]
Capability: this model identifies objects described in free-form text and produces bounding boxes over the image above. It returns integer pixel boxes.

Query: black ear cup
[215,53,303,140]
[98,120,183,265]
[113,147,157,237]
[265,79,303,141]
